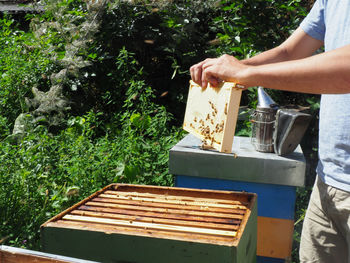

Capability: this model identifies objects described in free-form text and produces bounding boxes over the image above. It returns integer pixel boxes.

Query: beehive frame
[183,81,243,153]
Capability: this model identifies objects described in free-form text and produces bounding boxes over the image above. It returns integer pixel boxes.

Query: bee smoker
[250,87,311,155]
[251,87,279,153]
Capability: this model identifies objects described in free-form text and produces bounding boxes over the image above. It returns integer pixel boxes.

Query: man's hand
[190,54,249,88]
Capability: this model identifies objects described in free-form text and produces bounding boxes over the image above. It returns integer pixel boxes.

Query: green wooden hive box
[41,184,257,263]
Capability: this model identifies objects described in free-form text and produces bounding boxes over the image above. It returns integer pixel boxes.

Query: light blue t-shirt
[300,0,350,192]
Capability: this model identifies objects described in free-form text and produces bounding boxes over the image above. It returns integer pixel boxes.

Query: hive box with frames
[41,184,257,263]
[183,80,244,153]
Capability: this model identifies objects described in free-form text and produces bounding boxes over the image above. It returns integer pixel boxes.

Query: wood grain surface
[42,184,256,246]
[183,81,242,153]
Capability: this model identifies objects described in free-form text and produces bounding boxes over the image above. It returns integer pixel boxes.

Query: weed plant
[0,17,56,135]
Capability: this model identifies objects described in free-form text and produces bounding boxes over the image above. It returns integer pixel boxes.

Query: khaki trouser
[300,176,350,263]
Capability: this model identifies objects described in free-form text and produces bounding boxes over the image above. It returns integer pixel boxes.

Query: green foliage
[0,16,56,130]
[292,186,313,260]
[212,0,309,58]
[82,0,318,130]
[115,78,181,185]
[83,0,222,124]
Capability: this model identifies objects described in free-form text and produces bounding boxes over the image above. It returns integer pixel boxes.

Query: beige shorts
[299,176,350,263]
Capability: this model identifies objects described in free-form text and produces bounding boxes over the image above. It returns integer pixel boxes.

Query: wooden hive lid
[41,184,256,247]
[0,245,97,263]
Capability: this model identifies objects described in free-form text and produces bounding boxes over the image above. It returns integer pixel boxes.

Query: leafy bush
[0,17,56,132]
[83,0,319,125]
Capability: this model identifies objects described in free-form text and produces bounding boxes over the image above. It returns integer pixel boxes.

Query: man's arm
[241,27,323,65]
[242,44,350,94]
[191,27,350,94]
[190,27,322,88]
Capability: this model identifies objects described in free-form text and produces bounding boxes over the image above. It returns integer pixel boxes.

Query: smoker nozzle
[257,87,278,109]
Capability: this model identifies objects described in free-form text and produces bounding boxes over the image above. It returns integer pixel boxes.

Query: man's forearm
[241,27,323,66]
[239,44,350,94]
[241,46,291,66]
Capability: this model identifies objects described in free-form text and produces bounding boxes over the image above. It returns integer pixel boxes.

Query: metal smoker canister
[251,87,278,153]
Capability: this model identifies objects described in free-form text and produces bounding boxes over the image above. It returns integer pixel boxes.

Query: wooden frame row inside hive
[183,81,243,153]
[41,184,257,263]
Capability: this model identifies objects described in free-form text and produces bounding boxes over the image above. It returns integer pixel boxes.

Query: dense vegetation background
[0,0,318,261]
